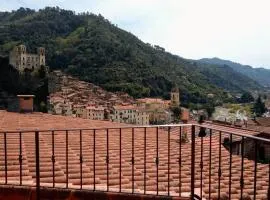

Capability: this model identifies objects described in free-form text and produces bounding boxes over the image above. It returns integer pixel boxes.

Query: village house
[137,98,170,110]
[135,88,181,124]
[135,108,150,125]
[52,102,63,115]
[214,117,270,163]
[61,102,73,116]
[148,109,172,124]
[110,105,149,125]
[85,106,105,120]
[72,104,86,118]
[136,98,172,124]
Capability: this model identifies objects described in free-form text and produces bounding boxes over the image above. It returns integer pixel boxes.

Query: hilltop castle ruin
[9,45,46,73]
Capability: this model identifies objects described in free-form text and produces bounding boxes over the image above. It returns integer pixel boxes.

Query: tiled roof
[0,111,119,131]
[137,98,166,104]
[113,105,137,110]
[255,117,270,127]
[49,71,135,109]
[0,111,269,199]
[86,106,105,111]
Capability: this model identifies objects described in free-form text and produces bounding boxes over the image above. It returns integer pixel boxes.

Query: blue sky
[2,0,270,68]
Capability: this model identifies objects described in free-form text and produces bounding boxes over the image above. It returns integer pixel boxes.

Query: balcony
[0,124,269,200]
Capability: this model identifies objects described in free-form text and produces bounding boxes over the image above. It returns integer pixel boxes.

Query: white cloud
[1,0,270,68]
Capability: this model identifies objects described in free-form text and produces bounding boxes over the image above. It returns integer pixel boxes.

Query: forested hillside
[199,57,270,87]
[0,7,263,107]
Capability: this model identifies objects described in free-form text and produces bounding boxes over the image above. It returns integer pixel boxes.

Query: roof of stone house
[49,95,64,100]
[73,104,86,108]
[202,122,259,136]
[202,122,261,143]
[247,125,270,136]
[137,98,164,103]
[86,106,105,111]
[0,111,268,199]
[255,117,270,127]
[246,119,257,126]
[113,105,137,110]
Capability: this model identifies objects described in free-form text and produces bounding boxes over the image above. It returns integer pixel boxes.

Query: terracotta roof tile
[0,111,269,199]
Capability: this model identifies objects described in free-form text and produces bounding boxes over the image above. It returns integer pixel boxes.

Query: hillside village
[4,44,184,126]
[48,70,180,125]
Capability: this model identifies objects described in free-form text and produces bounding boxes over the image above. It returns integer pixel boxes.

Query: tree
[253,96,266,117]
[205,103,215,119]
[38,65,46,78]
[171,106,182,122]
[239,92,254,103]
[39,101,47,113]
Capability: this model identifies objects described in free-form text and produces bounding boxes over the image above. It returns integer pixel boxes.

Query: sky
[1,0,270,68]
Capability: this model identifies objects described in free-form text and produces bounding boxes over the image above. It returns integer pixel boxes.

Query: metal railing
[0,124,269,200]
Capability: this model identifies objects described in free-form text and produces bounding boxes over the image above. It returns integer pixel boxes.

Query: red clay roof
[0,110,122,131]
[255,117,270,127]
[0,111,269,199]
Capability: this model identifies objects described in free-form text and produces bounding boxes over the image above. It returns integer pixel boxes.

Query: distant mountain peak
[199,57,270,87]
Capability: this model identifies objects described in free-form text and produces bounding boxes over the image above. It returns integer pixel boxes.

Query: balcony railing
[0,124,269,200]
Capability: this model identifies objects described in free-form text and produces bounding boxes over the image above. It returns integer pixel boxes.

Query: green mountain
[0,7,264,107]
[199,57,270,87]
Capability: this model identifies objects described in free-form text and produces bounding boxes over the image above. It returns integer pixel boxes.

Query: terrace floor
[0,111,269,200]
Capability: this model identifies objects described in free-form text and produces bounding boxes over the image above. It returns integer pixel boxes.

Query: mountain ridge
[199,57,270,87]
[0,7,265,107]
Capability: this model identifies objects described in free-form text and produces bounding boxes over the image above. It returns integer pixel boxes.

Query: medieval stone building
[170,87,180,107]
[9,45,45,73]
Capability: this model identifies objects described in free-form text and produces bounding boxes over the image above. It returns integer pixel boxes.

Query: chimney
[17,95,35,113]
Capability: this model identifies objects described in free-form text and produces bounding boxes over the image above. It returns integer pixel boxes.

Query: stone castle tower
[170,87,180,107]
[9,45,46,73]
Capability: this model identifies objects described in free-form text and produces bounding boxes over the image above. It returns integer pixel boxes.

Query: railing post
[19,132,23,186]
[35,131,40,200]
[4,132,7,184]
[191,125,195,199]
